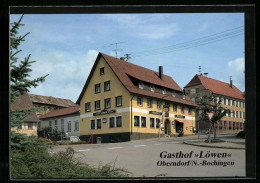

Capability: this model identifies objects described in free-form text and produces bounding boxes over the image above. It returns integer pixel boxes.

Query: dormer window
[150,85,154,92]
[138,81,143,89]
[162,89,166,95]
[172,92,175,97]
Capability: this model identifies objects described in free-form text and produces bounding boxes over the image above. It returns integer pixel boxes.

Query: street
[51,134,245,177]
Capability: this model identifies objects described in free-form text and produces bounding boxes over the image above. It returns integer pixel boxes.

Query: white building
[39,105,80,138]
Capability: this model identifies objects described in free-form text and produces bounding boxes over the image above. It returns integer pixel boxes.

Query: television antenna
[110,42,126,58]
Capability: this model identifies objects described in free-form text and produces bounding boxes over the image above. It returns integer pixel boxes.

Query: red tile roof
[77,52,196,107]
[11,93,39,122]
[185,74,245,100]
[29,94,76,107]
[39,105,80,119]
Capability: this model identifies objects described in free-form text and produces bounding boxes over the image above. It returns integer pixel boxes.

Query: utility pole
[110,42,125,58]
[198,65,201,75]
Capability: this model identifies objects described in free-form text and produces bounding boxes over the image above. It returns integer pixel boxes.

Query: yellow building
[11,93,76,136]
[77,52,197,143]
[184,74,245,133]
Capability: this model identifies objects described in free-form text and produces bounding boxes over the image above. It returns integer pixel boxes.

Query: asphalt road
[51,134,245,177]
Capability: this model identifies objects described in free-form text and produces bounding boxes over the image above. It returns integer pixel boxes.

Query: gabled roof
[29,94,76,107]
[11,93,39,122]
[184,74,245,100]
[39,105,80,119]
[77,52,196,107]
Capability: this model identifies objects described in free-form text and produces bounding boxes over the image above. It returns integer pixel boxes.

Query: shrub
[11,146,130,179]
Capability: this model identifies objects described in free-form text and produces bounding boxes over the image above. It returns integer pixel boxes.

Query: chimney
[49,96,53,103]
[230,79,233,88]
[120,57,125,61]
[159,66,163,80]
[229,76,233,88]
[204,72,208,77]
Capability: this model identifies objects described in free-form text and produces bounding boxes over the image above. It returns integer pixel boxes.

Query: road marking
[107,147,123,150]
[134,145,146,147]
[78,149,92,152]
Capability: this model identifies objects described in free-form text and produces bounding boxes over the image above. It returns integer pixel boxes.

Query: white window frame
[55,120,58,129]
[116,116,123,128]
[95,83,101,93]
[109,116,115,128]
[90,119,96,130]
[141,116,147,128]
[96,118,102,129]
[134,115,140,127]
[137,96,143,106]
[104,81,110,91]
[116,96,122,107]
[147,98,152,108]
[95,100,100,110]
[85,102,91,112]
[74,121,79,131]
[61,119,64,131]
[104,98,111,109]
[67,121,71,132]
[157,100,161,110]
[27,122,33,130]
[150,117,155,128]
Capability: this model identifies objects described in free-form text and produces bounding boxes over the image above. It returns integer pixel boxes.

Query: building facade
[39,105,80,138]
[184,74,245,133]
[77,52,197,143]
[11,93,76,136]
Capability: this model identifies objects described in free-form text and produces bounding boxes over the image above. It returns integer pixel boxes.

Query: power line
[131,26,244,58]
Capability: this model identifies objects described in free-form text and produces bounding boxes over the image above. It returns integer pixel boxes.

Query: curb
[183,141,245,150]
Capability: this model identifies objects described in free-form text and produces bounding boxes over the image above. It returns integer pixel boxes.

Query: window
[150,85,154,92]
[100,67,104,75]
[38,122,41,129]
[173,104,177,112]
[116,116,122,127]
[150,117,155,128]
[55,120,58,129]
[61,119,64,131]
[228,99,231,105]
[28,122,33,129]
[223,98,226,105]
[229,122,231,130]
[104,98,111,109]
[68,122,71,132]
[195,97,200,104]
[233,100,236,106]
[190,89,196,94]
[109,117,115,128]
[104,81,110,91]
[137,97,143,106]
[196,88,200,93]
[116,96,122,107]
[95,100,100,110]
[95,83,101,93]
[85,102,91,112]
[138,81,143,89]
[188,107,191,115]
[75,121,79,131]
[162,89,166,95]
[91,119,95,129]
[233,122,235,130]
[97,119,101,129]
[181,105,184,114]
[236,111,238,118]
[147,98,152,108]
[134,116,140,127]
[141,116,146,127]
[157,100,161,110]
[49,121,52,128]
[156,118,160,128]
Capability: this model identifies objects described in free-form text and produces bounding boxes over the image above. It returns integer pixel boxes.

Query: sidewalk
[183,137,245,149]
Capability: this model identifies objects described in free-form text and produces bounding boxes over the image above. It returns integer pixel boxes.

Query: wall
[39,114,80,137]
[11,122,38,136]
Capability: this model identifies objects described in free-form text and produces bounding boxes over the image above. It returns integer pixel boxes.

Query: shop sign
[93,110,116,116]
[175,115,185,119]
[149,111,162,115]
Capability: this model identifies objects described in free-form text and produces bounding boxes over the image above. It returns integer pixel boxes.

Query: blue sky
[10,13,245,102]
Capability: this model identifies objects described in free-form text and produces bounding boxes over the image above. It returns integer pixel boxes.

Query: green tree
[197,95,230,140]
[10,14,49,147]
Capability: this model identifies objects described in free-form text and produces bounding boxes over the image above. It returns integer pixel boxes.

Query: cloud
[227,57,245,91]
[28,49,99,102]
[103,14,180,40]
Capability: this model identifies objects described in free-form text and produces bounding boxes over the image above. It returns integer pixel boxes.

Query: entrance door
[164,119,171,135]
[175,120,184,133]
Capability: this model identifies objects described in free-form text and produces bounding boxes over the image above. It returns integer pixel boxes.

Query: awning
[175,119,186,123]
